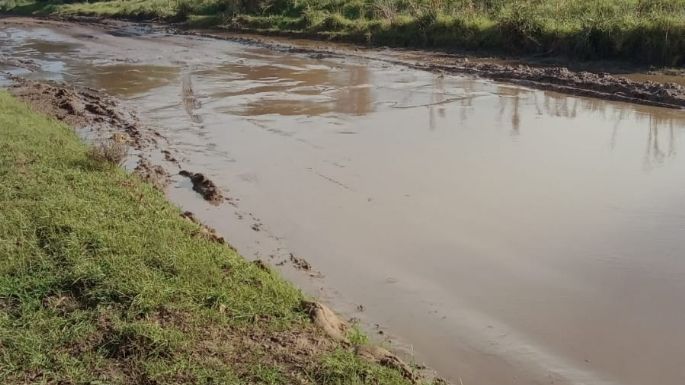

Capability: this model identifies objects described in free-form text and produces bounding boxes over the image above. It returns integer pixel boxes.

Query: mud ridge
[302,300,419,383]
[6,75,150,148]
[133,158,170,190]
[179,170,225,205]
[289,253,312,271]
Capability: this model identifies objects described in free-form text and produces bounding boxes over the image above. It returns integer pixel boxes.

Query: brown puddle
[3,17,685,385]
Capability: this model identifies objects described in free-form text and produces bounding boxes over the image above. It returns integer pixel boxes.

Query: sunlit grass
[3,0,683,64]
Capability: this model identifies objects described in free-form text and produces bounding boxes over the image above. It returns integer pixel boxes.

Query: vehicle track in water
[3,17,685,385]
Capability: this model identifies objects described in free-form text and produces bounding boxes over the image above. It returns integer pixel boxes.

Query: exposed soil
[289,253,312,271]
[6,75,149,147]
[179,170,225,205]
[301,300,418,382]
[133,157,169,190]
[6,76,176,195]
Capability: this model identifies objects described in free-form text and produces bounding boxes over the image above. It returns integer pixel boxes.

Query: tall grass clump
[3,0,685,64]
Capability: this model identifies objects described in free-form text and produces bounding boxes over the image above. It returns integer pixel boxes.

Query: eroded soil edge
[3,76,431,384]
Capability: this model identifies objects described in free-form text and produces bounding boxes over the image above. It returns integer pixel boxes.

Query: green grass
[0,90,419,384]
[2,0,685,65]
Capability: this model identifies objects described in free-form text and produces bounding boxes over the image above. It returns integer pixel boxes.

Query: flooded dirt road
[3,17,685,385]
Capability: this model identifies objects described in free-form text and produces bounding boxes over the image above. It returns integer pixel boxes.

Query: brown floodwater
[3,18,685,385]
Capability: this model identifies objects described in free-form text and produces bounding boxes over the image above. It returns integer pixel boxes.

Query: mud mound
[302,301,349,342]
[289,253,311,271]
[6,76,146,148]
[461,64,685,109]
[133,158,169,190]
[179,170,224,205]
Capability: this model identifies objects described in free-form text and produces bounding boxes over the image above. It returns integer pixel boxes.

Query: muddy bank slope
[0,78,435,384]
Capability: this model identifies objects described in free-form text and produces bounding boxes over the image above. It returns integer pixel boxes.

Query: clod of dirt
[289,253,311,271]
[161,149,178,163]
[180,211,226,244]
[356,345,417,383]
[302,301,348,342]
[133,158,169,190]
[179,170,224,205]
[420,62,685,109]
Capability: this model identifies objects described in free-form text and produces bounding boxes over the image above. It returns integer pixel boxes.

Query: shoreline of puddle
[2,17,685,385]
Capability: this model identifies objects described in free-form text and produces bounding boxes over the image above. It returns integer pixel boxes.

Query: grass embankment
[0,90,417,385]
[2,0,685,66]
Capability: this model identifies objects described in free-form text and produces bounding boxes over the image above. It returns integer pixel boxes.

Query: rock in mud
[179,170,224,205]
[289,253,312,271]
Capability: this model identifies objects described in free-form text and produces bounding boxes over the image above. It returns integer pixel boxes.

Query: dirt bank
[6,76,176,189]
[186,30,685,110]
[6,75,146,147]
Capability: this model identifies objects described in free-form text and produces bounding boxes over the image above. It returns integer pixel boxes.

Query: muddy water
[3,18,685,385]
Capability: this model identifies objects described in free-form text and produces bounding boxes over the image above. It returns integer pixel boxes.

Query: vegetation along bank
[2,0,685,66]
[0,89,433,385]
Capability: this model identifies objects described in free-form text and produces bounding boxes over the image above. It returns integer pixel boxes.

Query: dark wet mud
[179,170,225,204]
[7,75,141,140]
[3,17,685,385]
